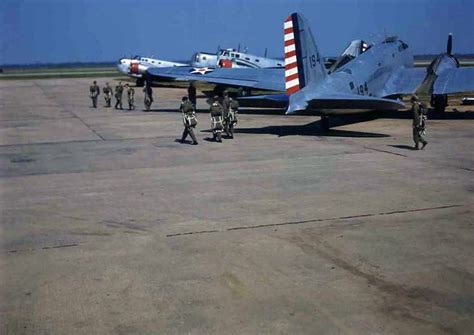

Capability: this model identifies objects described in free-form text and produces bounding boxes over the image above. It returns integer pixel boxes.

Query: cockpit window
[341,40,369,58]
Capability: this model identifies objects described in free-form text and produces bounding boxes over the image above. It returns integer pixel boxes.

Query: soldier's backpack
[211,116,223,131]
[419,103,427,129]
[182,101,194,113]
[210,103,222,117]
[181,102,197,127]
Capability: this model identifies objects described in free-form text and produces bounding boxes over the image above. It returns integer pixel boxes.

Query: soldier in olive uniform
[125,84,135,110]
[143,82,153,111]
[102,82,113,107]
[411,95,428,150]
[115,82,124,109]
[210,95,224,142]
[188,82,197,108]
[227,97,239,139]
[89,81,100,108]
[179,96,198,145]
[221,91,231,137]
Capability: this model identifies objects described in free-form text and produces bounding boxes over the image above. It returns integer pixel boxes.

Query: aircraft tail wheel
[136,78,144,87]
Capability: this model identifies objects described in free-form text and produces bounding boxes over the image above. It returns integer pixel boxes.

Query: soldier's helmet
[182,96,188,101]
[410,94,419,102]
[223,90,229,96]
[213,95,219,101]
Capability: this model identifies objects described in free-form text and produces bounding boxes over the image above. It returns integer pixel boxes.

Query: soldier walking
[188,82,197,108]
[125,84,135,110]
[227,97,239,139]
[179,96,198,145]
[102,82,113,107]
[89,81,100,108]
[411,95,428,150]
[221,91,231,137]
[210,95,224,142]
[115,82,124,109]
[143,82,153,111]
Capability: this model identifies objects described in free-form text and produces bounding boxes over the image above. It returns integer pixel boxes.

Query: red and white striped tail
[284,15,300,95]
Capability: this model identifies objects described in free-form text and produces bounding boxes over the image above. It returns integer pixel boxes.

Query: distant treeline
[2,54,474,69]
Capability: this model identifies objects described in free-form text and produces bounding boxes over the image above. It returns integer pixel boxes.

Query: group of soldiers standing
[89,80,153,111]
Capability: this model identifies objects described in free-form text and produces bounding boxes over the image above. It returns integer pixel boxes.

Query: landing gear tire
[136,78,144,87]
[213,85,226,96]
[320,116,330,131]
[430,94,448,113]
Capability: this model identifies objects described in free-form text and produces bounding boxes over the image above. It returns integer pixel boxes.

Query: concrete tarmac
[1,78,473,334]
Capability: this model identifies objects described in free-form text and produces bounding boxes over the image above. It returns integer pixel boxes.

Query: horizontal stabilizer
[238,94,288,108]
[287,93,405,114]
[433,67,474,94]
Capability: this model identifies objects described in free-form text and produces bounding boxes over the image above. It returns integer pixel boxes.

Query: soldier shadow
[388,144,417,151]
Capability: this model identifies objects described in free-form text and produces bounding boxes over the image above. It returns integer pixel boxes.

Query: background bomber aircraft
[146,12,474,129]
[118,48,285,87]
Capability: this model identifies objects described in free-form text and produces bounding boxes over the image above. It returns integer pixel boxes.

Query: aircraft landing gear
[238,87,251,97]
[320,116,330,131]
[430,94,448,113]
[213,85,226,96]
[136,78,145,87]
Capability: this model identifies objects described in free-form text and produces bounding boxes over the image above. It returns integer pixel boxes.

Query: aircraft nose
[116,60,129,73]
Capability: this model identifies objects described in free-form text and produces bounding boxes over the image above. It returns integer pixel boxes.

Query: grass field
[0,66,120,80]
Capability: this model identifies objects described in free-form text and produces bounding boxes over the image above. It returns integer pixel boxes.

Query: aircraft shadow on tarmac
[235,112,391,138]
[199,113,389,138]
[234,121,389,138]
[379,108,474,120]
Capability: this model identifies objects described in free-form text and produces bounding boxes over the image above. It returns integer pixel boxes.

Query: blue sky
[1,0,473,65]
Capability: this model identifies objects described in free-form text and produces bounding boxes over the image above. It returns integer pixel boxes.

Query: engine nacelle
[130,62,140,74]
[218,59,233,68]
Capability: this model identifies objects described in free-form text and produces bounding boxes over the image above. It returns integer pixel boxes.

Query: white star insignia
[190,67,214,75]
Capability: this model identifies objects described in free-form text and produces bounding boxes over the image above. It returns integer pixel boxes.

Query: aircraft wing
[433,67,474,94]
[382,68,427,97]
[147,66,285,92]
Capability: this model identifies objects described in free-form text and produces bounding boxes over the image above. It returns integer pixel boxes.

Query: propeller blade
[447,33,453,55]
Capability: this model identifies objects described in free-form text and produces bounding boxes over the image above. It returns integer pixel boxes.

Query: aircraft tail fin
[284,13,326,95]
